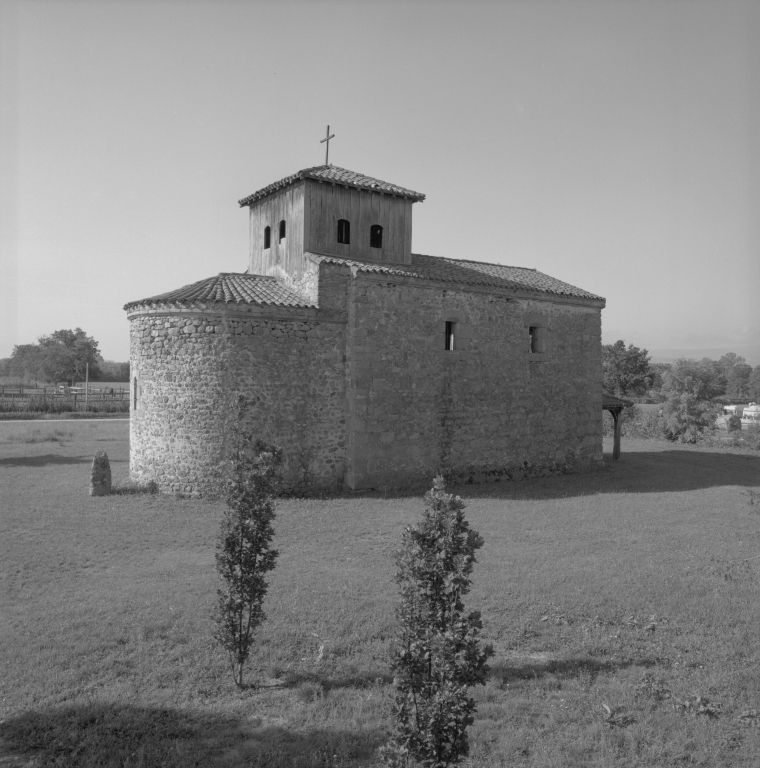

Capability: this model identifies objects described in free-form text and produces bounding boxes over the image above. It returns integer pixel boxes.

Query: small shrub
[745,489,760,507]
[726,414,742,432]
[382,476,493,768]
[662,392,716,443]
[296,680,325,703]
[701,426,760,452]
[213,395,282,688]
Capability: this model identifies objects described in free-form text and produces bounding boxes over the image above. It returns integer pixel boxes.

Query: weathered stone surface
[90,451,111,496]
[127,261,603,496]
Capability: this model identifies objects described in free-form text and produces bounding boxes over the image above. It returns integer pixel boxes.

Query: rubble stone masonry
[129,261,603,495]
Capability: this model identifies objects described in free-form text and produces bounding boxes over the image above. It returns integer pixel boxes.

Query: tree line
[603,340,760,403]
[0,328,129,385]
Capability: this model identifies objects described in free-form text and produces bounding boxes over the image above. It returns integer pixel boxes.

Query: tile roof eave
[123,273,315,312]
[124,298,315,313]
[238,166,426,207]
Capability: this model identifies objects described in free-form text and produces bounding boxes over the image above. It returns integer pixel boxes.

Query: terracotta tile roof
[238,165,426,206]
[602,394,634,409]
[310,253,605,303]
[124,273,314,310]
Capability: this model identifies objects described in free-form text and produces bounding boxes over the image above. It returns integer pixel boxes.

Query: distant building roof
[124,273,315,311]
[238,165,426,206]
[311,252,605,304]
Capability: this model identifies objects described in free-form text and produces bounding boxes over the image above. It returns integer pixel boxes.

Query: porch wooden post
[612,410,622,460]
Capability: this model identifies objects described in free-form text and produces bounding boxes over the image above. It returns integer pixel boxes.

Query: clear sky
[1,0,758,364]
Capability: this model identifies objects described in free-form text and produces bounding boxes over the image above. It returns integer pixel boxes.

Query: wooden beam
[613,410,622,460]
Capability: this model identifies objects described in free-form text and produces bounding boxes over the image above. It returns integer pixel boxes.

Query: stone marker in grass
[90,451,111,496]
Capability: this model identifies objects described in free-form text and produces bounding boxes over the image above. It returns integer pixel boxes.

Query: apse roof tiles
[238,165,426,206]
[124,273,314,310]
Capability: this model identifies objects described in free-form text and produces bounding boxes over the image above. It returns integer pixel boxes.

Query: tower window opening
[264,226,271,249]
[337,219,350,244]
[279,220,286,243]
[445,321,456,351]
[370,224,383,249]
[133,377,138,410]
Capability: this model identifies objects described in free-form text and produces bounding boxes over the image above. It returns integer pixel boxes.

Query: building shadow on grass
[0,702,386,768]
[307,448,760,502]
[0,454,93,468]
[450,449,760,500]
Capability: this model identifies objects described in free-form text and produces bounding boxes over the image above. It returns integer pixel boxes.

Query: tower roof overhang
[238,165,426,207]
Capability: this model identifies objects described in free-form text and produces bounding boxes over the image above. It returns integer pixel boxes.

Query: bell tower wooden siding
[248,182,306,279]
[248,178,415,280]
[304,180,413,265]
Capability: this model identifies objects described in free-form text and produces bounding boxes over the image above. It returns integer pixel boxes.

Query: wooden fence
[0,385,129,402]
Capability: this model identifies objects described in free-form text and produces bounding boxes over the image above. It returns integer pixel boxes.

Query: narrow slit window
[529,326,546,354]
[133,377,138,410]
[279,220,286,243]
[337,219,350,244]
[264,226,271,249]
[370,224,383,249]
[445,321,456,351]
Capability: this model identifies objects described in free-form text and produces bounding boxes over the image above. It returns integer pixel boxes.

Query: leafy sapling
[382,476,494,768]
[214,396,282,688]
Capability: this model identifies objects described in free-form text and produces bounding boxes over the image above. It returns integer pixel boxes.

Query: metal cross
[320,125,335,165]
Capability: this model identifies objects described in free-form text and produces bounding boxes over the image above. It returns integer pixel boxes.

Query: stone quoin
[125,165,606,495]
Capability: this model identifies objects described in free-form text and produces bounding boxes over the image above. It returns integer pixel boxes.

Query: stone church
[125,164,605,495]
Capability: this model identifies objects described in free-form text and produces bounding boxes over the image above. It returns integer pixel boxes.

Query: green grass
[3,426,75,443]
[1,425,760,766]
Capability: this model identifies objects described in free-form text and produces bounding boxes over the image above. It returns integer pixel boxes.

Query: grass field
[1,422,760,767]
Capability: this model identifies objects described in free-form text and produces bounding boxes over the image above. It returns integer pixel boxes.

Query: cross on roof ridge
[319,125,335,164]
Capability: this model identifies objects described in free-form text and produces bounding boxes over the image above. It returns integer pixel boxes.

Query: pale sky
[1,0,758,364]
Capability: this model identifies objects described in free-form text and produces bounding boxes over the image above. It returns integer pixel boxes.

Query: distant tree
[717,353,753,401]
[5,344,43,380]
[99,360,130,381]
[602,340,652,397]
[718,352,746,370]
[8,328,102,385]
[725,363,752,400]
[662,389,715,443]
[749,366,760,402]
[662,358,724,401]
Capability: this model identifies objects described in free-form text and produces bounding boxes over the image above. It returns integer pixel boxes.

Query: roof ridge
[217,272,276,279]
[413,253,537,272]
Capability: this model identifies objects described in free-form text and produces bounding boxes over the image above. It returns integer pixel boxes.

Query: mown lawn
[1,422,759,767]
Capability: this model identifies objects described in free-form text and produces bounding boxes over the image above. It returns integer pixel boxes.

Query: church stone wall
[129,306,347,496]
[344,274,603,490]
[128,263,602,496]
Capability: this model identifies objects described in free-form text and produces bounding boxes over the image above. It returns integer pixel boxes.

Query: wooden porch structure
[603,394,634,460]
